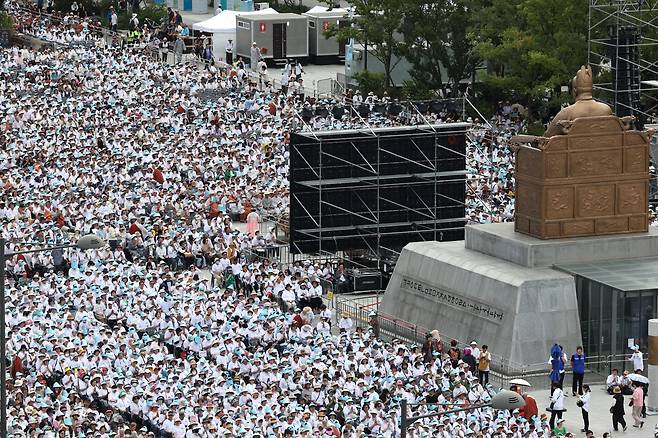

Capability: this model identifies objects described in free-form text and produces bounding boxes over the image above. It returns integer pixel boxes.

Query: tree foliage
[328,0,595,115]
[324,0,406,90]
[400,0,477,91]
[472,0,589,105]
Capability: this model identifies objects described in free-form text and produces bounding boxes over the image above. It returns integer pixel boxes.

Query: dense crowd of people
[0,4,595,438]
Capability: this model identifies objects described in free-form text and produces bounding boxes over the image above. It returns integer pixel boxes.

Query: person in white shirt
[470,340,481,361]
[549,382,565,430]
[352,90,363,107]
[579,384,591,432]
[630,345,644,372]
[339,314,353,333]
[606,368,621,394]
[308,279,323,309]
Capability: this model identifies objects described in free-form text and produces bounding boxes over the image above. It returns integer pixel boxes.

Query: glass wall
[575,275,657,372]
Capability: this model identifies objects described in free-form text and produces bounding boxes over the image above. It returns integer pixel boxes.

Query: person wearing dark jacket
[611,386,627,432]
[421,333,435,363]
[463,347,478,371]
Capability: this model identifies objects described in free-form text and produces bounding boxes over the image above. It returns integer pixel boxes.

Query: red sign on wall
[259,23,266,33]
[322,21,329,31]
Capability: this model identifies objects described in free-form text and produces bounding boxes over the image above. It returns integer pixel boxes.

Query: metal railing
[332,293,652,388]
[315,77,345,99]
[11,3,124,40]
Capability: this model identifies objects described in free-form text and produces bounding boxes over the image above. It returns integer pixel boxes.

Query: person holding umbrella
[611,386,627,432]
[628,372,649,418]
[510,379,538,421]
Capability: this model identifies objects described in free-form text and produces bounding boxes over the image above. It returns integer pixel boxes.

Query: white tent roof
[305,5,348,14]
[193,8,279,33]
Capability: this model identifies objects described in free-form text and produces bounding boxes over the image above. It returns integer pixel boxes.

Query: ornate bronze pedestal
[512,115,651,239]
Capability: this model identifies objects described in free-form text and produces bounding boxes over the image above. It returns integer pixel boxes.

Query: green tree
[400,0,478,92]
[471,0,588,106]
[324,0,406,89]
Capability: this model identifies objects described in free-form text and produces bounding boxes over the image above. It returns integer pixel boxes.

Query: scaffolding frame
[289,122,470,271]
[588,0,658,122]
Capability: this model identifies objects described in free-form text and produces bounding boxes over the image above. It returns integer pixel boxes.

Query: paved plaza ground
[527,384,657,436]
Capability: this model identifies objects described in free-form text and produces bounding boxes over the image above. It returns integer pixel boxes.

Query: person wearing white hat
[630,345,644,372]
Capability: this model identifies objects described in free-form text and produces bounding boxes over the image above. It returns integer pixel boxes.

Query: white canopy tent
[193,9,279,63]
[305,5,348,14]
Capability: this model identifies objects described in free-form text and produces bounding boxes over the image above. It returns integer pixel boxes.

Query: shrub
[0,11,13,30]
[138,4,168,26]
[401,79,433,100]
[352,70,385,95]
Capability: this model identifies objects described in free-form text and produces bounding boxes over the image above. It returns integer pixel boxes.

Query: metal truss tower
[588,0,658,126]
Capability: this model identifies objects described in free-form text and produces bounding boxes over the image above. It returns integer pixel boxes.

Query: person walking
[631,382,645,428]
[578,384,591,432]
[571,346,586,396]
[549,381,565,430]
[611,386,627,432]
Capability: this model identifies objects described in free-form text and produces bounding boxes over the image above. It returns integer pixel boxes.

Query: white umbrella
[628,373,649,384]
[509,378,531,387]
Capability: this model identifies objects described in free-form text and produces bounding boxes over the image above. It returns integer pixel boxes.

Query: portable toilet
[236,13,309,63]
[303,9,349,61]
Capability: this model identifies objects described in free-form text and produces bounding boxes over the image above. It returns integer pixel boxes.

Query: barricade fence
[333,293,648,388]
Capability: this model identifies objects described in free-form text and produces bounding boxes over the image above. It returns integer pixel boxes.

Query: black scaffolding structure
[289,123,470,273]
[588,0,658,127]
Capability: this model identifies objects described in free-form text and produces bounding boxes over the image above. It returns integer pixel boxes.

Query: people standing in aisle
[160,37,169,63]
[631,382,645,428]
[225,39,233,64]
[611,386,627,432]
[202,44,213,70]
[578,384,591,432]
[549,344,566,393]
[280,70,289,95]
[478,344,491,385]
[250,42,261,71]
[470,340,481,362]
[174,35,185,64]
[548,381,565,430]
[110,6,118,32]
[295,60,304,79]
[571,346,586,396]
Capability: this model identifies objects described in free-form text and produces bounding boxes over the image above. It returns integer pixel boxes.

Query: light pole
[399,389,525,438]
[0,234,104,438]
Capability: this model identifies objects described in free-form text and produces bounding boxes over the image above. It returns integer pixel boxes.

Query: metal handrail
[11,3,123,39]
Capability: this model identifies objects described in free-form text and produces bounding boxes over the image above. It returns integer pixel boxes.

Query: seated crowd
[0,4,567,438]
